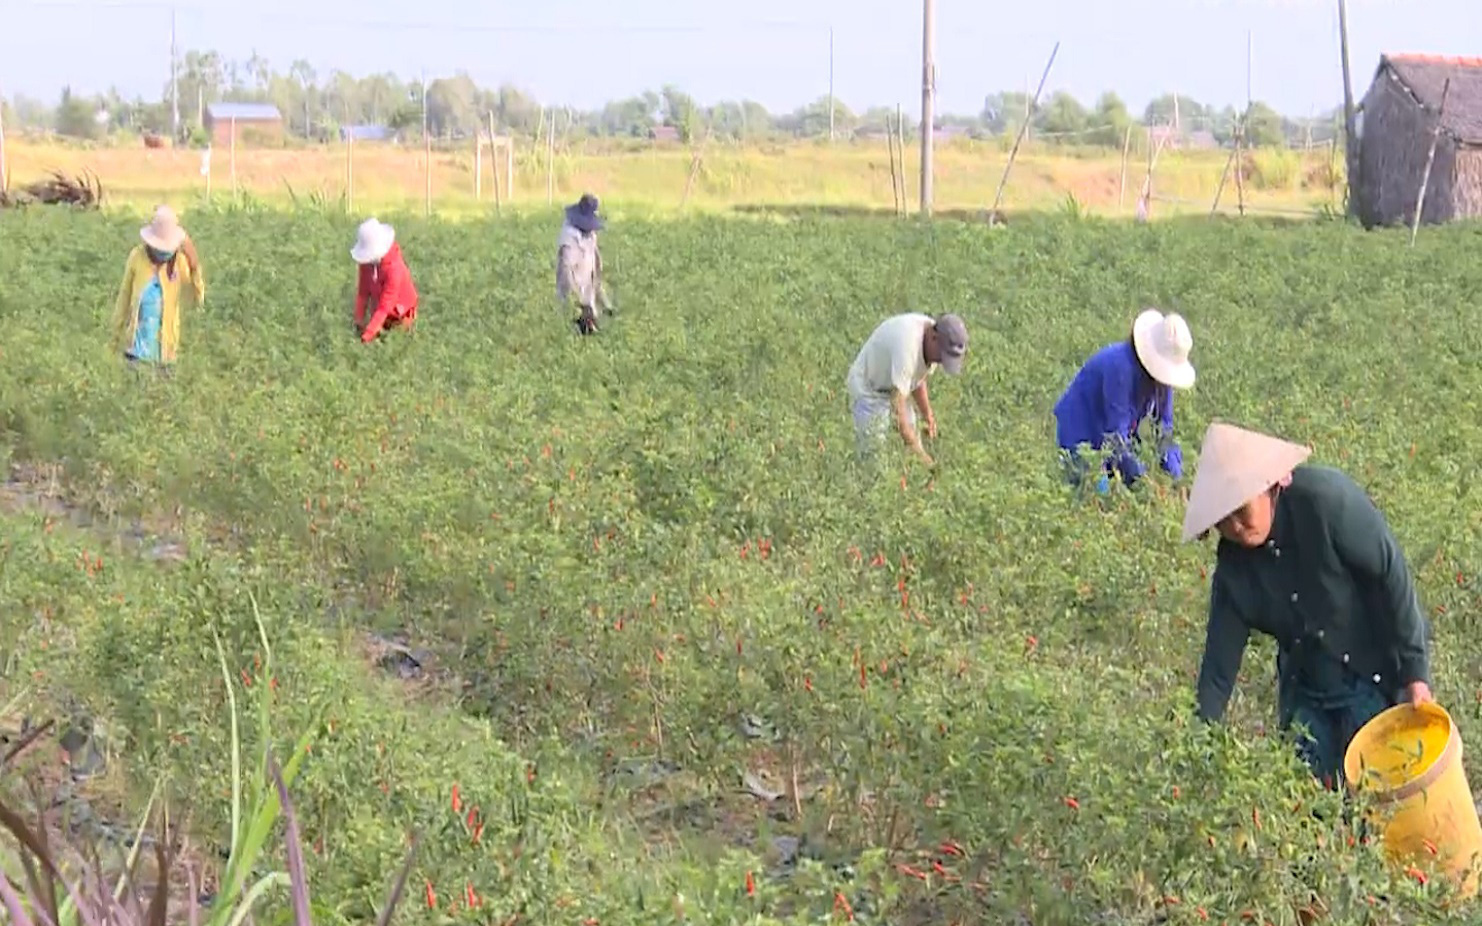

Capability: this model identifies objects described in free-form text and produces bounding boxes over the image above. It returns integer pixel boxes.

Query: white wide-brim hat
[350,218,395,264]
[1132,308,1196,390]
[140,204,187,253]
[1181,421,1313,542]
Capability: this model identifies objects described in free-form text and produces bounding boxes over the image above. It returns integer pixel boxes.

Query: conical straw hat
[1181,422,1312,542]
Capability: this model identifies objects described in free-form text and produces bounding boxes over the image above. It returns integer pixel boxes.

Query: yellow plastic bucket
[1343,702,1482,897]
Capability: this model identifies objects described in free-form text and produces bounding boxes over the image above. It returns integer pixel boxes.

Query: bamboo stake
[1411,78,1452,246]
[0,97,8,193]
[546,109,555,205]
[1137,125,1171,220]
[680,123,712,210]
[1234,120,1246,217]
[490,112,502,217]
[345,104,354,213]
[896,102,908,214]
[1118,125,1131,211]
[475,134,482,200]
[229,117,238,202]
[988,41,1060,225]
[1210,145,1237,215]
[884,117,896,215]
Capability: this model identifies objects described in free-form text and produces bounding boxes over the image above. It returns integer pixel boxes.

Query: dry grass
[3,136,1341,220]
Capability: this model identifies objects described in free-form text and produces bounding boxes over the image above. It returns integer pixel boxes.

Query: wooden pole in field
[1118,124,1131,211]
[345,102,354,213]
[1338,0,1360,218]
[1210,143,1237,215]
[920,0,936,216]
[507,132,515,203]
[1234,120,1247,216]
[546,109,556,205]
[475,135,482,200]
[346,124,354,213]
[490,113,503,216]
[887,113,902,216]
[989,41,1060,225]
[896,102,907,214]
[680,123,712,210]
[230,117,238,201]
[1137,124,1170,220]
[0,96,8,193]
[1410,77,1452,247]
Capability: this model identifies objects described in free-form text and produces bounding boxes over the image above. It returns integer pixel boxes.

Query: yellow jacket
[111,245,205,363]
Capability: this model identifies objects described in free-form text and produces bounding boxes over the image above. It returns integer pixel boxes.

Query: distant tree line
[0,48,1343,150]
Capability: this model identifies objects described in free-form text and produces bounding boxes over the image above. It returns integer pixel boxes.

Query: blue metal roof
[340,124,391,141]
[206,102,282,121]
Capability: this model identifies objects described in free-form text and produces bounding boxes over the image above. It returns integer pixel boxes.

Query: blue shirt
[1052,341,1182,483]
[129,272,164,363]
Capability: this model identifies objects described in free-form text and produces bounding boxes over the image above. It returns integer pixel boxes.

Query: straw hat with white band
[1181,422,1313,542]
[351,218,396,265]
[140,205,187,253]
[1132,309,1196,390]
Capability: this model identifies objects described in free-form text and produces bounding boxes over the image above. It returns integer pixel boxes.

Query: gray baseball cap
[933,314,968,374]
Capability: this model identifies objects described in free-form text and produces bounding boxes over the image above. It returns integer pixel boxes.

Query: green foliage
[2,208,1482,923]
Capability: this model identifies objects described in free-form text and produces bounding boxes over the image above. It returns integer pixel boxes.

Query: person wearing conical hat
[111,205,204,369]
[1183,422,1434,788]
[556,193,614,335]
[351,218,418,343]
[1053,309,1195,493]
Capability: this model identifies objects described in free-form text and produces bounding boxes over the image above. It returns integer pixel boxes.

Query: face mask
[146,246,176,263]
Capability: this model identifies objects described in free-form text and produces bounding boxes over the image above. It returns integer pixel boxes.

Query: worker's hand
[1406,681,1435,707]
[916,446,935,467]
[179,236,199,274]
[924,414,938,440]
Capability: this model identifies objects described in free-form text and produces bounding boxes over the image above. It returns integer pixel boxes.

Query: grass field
[4,136,1342,219]
[3,201,1482,925]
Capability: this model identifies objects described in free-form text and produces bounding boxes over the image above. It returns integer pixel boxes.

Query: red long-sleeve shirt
[354,243,418,342]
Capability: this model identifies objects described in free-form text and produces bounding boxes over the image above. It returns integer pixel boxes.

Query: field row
[2,206,1481,923]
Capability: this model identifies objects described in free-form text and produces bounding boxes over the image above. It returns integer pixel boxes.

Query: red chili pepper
[451,783,462,814]
[745,871,755,897]
[804,676,813,692]
[471,822,484,844]
[239,669,252,687]
[424,880,436,910]
[1252,807,1262,831]
[939,840,964,857]
[465,883,480,908]
[466,805,479,828]
[1063,796,1080,810]
[859,664,868,689]
[896,864,927,880]
[834,891,854,921]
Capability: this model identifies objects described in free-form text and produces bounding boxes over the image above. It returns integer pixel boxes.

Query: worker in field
[1184,421,1434,789]
[111,205,204,370]
[1052,309,1194,493]
[845,313,968,466]
[557,193,614,335]
[351,218,418,343]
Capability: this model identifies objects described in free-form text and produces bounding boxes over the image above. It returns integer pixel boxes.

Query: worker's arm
[1329,478,1431,691]
[910,379,935,438]
[111,253,138,348]
[353,264,371,326]
[892,389,932,465]
[557,244,588,308]
[361,262,405,343]
[1155,386,1183,478]
[594,242,613,310]
[1195,575,1251,723]
[1100,360,1147,485]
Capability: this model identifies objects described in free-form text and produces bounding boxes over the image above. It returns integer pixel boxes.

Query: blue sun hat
[565,193,605,233]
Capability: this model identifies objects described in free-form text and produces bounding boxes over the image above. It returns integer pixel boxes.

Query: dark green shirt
[1195,465,1431,722]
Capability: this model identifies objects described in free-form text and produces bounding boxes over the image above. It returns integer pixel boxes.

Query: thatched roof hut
[1354,54,1482,228]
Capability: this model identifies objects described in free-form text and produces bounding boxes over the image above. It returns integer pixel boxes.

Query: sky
[3,0,1480,119]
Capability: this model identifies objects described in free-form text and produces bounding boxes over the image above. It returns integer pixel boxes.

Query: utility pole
[170,6,180,141]
[828,26,835,142]
[920,0,936,217]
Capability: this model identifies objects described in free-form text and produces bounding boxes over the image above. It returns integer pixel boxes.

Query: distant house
[340,124,392,142]
[1185,130,1219,151]
[204,102,284,147]
[649,125,681,143]
[1354,53,1482,228]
